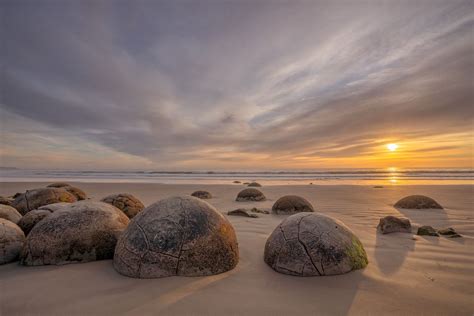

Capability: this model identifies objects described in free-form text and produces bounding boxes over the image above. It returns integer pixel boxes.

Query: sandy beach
[0,182,473,315]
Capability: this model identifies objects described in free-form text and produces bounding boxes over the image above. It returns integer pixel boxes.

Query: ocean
[0,168,472,185]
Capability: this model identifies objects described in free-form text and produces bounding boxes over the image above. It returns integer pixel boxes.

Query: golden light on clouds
[386,143,399,151]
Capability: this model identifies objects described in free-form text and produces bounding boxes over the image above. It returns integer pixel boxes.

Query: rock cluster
[12,188,77,215]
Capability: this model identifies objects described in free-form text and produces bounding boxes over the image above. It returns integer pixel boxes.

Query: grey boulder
[101,193,145,219]
[272,195,314,215]
[377,216,411,234]
[264,213,368,276]
[12,188,77,215]
[20,201,129,266]
[0,219,25,265]
[0,204,22,224]
[236,188,266,202]
[114,196,239,278]
[394,195,443,209]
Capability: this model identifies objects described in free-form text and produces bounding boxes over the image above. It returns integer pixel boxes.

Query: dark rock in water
[247,182,262,187]
[417,226,439,237]
[114,196,239,278]
[227,209,259,218]
[191,190,212,199]
[233,181,241,184]
[236,188,266,202]
[0,204,22,224]
[0,196,13,206]
[250,207,269,214]
[12,188,77,215]
[272,195,314,215]
[373,186,384,189]
[0,219,25,265]
[377,216,411,234]
[101,193,145,219]
[394,195,443,209]
[17,209,51,236]
[438,227,462,238]
[47,182,71,188]
[264,213,368,276]
[20,201,129,266]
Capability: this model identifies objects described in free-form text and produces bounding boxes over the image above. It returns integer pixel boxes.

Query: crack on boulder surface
[297,214,321,276]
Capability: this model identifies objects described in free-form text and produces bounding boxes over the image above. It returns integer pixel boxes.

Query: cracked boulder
[20,201,129,266]
[17,209,52,236]
[101,193,145,219]
[191,190,212,199]
[236,188,266,202]
[264,213,368,276]
[46,183,87,201]
[0,219,25,265]
[0,204,22,224]
[272,195,314,215]
[114,196,239,278]
[11,188,77,215]
[377,216,411,234]
[394,195,443,209]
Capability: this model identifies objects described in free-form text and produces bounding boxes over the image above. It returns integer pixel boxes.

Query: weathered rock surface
[250,208,270,214]
[227,209,259,218]
[0,219,25,265]
[191,190,212,199]
[247,182,262,187]
[114,196,239,278]
[38,203,70,212]
[20,201,129,266]
[63,186,87,200]
[438,227,462,238]
[264,213,368,276]
[236,188,266,202]
[47,182,71,188]
[0,196,13,206]
[377,216,411,234]
[101,193,145,219]
[394,195,443,209]
[417,226,439,236]
[0,204,22,224]
[272,195,314,215]
[17,210,52,236]
[12,188,77,215]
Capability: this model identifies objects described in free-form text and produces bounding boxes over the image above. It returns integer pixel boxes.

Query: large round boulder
[264,213,368,276]
[17,209,52,236]
[236,188,266,202]
[46,183,87,200]
[114,196,239,278]
[0,219,25,265]
[38,202,70,212]
[12,188,77,215]
[272,195,314,215]
[101,193,145,219]
[0,204,22,224]
[20,201,129,266]
[191,190,212,199]
[394,195,443,209]
[47,182,71,188]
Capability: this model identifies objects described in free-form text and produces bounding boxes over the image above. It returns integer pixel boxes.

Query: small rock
[227,209,259,218]
[377,216,411,234]
[438,227,462,238]
[247,182,262,187]
[417,225,439,237]
[243,182,250,185]
[191,190,212,199]
[233,181,241,184]
[236,188,266,202]
[373,186,384,189]
[250,208,269,214]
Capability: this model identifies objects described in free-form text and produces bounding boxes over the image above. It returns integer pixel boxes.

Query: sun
[387,143,398,151]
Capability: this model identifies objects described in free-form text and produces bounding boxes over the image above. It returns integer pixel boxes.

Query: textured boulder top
[247,182,262,187]
[0,196,13,206]
[264,212,368,276]
[272,195,314,215]
[20,201,129,266]
[47,183,86,200]
[0,219,25,265]
[394,195,443,209]
[191,191,212,199]
[11,188,77,215]
[236,188,266,202]
[114,196,239,278]
[377,216,411,234]
[17,209,52,236]
[101,193,145,219]
[0,204,22,224]
[38,202,71,212]
[47,182,71,188]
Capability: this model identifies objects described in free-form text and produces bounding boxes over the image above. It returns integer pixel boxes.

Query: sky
[1,0,473,170]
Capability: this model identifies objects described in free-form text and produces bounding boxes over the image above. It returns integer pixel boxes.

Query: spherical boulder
[236,188,266,202]
[20,201,129,266]
[47,182,71,188]
[0,204,22,224]
[12,188,77,215]
[247,182,262,187]
[191,190,212,199]
[0,219,25,265]
[114,196,239,278]
[272,195,314,215]
[0,196,13,206]
[17,209,51,236]
[63,186,87,201]
[101,193,145,219]
[264,213,368,276]
[394,195,443,209]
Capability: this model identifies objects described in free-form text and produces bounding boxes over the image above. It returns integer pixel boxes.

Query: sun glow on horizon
[387,143,399,152]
